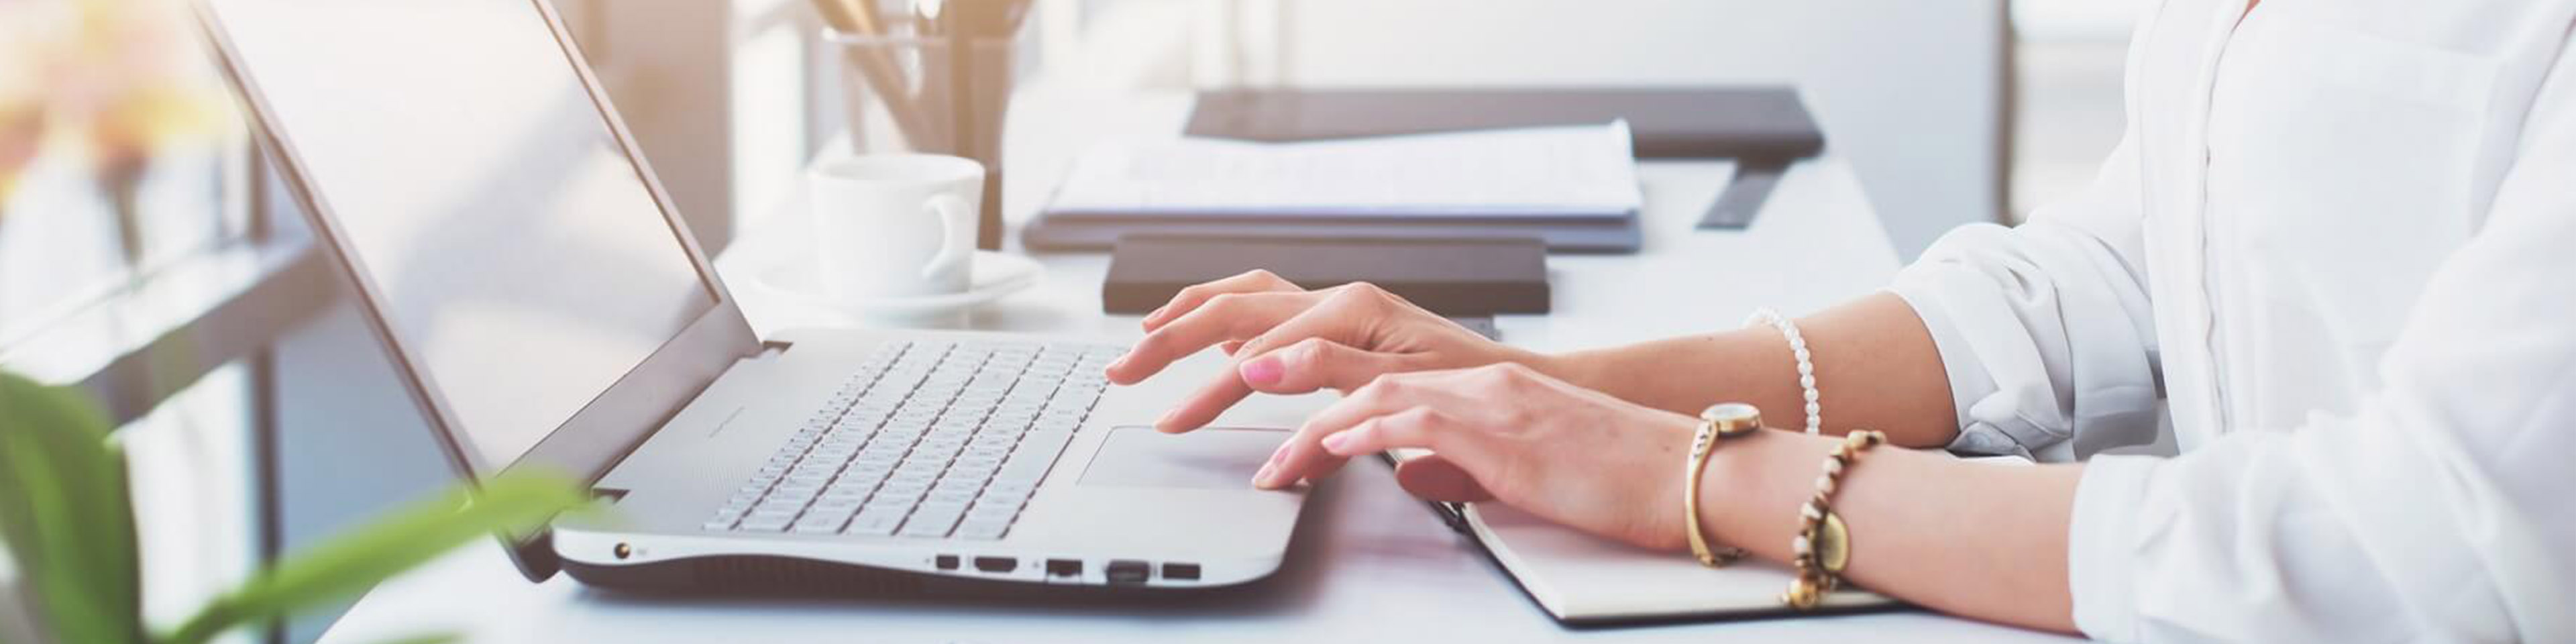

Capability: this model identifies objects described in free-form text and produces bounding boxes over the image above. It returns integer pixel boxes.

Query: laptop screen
[205,0,718,470]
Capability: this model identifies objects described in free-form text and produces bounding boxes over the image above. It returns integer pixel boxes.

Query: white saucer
[744,250,1043,317]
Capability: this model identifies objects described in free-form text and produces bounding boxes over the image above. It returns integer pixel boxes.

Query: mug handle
[920,193,972,279]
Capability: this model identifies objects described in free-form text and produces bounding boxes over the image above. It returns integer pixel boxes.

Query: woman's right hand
[1103,270,1546,433]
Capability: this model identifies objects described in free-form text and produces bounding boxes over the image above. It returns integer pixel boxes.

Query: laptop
[192,0,1311,592]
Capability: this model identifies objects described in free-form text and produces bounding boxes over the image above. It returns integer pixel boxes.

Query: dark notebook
[1103,236,1549,316]
[1183,87,1823,159]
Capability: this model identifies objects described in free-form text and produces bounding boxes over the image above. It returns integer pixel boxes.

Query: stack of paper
[1044,121,1643,220]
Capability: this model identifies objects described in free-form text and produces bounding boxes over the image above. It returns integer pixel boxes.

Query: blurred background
[0,1,2134,641]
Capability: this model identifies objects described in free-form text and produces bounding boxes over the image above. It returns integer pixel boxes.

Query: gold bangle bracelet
[1782,429,1887,610]
[1685,402,1762,567]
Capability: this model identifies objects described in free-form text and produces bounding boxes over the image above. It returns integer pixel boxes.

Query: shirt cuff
[1882,280,1999,448]
[2069,454,2160,642]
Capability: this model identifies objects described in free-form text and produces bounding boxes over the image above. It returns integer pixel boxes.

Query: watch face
[1701,402,1763,433]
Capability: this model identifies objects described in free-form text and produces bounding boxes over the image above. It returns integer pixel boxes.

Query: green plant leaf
[160,471,588,644]
[0,370,144,644]
[360,633,459,644]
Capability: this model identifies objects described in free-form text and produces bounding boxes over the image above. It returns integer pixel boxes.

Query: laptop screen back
[203,0,719,471]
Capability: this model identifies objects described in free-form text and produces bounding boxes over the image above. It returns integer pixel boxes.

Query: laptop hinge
[755,339,794,360]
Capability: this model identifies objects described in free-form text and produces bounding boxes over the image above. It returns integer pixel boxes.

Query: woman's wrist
[1692,428,1835,565]
[1525,347,1613,398]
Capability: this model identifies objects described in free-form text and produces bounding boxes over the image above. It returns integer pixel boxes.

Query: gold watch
[1686,402,1764,567]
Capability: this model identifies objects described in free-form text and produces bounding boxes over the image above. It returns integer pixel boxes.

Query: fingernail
[1252,463,1278,487]
[1239,356,1285,387]
[1320,431,1350,453]
[1155,409,1182,432]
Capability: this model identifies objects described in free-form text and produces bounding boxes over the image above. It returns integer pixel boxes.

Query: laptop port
[1105,559,1151,585]
[1046,559,1083,578]
[973,556,1017,573]
[934,555,959,571]
[1161,562,1201,581]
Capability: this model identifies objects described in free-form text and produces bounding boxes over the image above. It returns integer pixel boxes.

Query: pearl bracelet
[1743,308,1821,434]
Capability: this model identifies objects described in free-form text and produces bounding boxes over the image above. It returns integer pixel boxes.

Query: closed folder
[1184,87,1824,160]
[1104,235,1549,316]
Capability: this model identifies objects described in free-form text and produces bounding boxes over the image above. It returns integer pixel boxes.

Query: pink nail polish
[1240,356,1285,386]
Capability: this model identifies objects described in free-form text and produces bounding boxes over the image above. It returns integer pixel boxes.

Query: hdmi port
[973,556,1017,573]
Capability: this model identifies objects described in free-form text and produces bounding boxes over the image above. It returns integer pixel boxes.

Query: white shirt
[1886,0,2576,641]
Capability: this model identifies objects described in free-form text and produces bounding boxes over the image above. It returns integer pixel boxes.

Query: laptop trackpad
[1077,426,1285,490]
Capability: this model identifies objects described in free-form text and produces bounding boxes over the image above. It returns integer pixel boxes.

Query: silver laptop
[193,0,1309,592]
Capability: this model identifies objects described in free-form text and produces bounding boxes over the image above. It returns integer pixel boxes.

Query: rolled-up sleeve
[1886,131,2163,461]
[2065,47,2576,643]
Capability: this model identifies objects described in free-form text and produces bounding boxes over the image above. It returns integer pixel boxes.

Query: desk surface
[320,89,2074,643]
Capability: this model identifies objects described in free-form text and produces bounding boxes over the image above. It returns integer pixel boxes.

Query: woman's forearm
[1699,430,2084,633]
[1542,292,1963,448]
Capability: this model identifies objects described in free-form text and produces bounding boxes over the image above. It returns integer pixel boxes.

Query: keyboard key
[738,511,796,532]
[997,431,1073,486]
[955,517,1011,540]
[901,502,969,537]
[984,480,1036,500]
[924,487,978,504]
[794,511,853,534]
[845,511,903,536]
[966,500,1020,520]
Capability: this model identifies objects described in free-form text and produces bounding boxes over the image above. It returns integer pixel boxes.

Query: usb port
[1046,559,1083,578]
[1161,562,1201,581]
[973,556,1017,573]
[1105,559,1151,585]
[934,554,959,571]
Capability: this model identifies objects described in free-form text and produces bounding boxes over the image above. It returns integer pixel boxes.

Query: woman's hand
[1257,362,1700,551]
[1104,270,1545,433]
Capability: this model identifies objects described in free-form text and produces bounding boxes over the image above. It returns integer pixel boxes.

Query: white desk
[320,89,2074,643]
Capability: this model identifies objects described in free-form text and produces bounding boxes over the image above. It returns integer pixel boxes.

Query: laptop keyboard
[703,339,1122,539]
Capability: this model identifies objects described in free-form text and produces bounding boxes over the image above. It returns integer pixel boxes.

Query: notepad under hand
[1387,448,1902,625]
[1043,121,1643,221]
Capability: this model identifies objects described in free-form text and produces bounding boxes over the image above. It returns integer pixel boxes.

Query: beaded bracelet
[1743,308,1821,435]
[1782,429,1887,610]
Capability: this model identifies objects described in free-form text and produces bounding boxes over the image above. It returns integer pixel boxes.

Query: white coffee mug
[808,154,984,301]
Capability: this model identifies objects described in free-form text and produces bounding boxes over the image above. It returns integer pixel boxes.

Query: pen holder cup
[824,25,1022,249]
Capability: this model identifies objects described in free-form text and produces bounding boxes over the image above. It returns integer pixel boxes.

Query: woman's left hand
[1256,362,1700,551]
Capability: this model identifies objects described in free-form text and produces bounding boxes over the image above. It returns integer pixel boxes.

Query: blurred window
[0,0,255,352]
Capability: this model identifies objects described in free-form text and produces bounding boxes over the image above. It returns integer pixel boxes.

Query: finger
[1154,371,1254,434]
[1107,290,1323,385]
[1393,454,1495,503]
[1257,374,1472,488]
[1226,282,1391,362]
[1142,269,1300,332]
[1220,340,1247,356]
[1250,377,1417,489]
[1236,337,1415,395]
[1157,337,1413,435]
[1266,406,1456,489]
[1316,405,1464,458]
